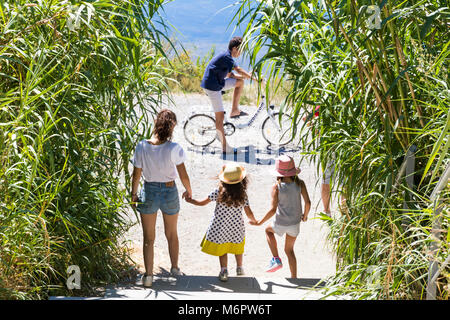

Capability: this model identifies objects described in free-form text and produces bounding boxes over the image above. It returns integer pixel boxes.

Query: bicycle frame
[183,91,292,147]
[226,95,276,130]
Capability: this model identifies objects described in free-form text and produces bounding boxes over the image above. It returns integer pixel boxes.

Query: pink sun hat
[272,155,301,177]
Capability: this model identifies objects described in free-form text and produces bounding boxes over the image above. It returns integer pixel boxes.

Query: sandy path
[124,93,337,279]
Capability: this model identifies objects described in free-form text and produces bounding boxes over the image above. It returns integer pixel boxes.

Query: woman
[131,109,192,287]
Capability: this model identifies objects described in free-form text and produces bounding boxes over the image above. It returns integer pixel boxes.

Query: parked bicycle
[183,93,296,147]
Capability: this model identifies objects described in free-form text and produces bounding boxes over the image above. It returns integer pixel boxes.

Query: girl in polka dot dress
[185,163,257,281]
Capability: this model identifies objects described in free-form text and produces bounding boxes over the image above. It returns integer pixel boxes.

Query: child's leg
[218,253,229,281]
[265,226,279,257]
[219,253,228,270]
[284,234,298,278]
[235,254,243,267]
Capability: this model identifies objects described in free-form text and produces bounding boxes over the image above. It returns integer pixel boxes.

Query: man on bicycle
[201,36,257,153]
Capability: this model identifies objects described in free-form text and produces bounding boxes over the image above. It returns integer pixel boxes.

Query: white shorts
[203,78,237,113]
[272,222,300,238]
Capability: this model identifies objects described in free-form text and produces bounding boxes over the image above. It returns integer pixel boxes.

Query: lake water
[160,0,251,67]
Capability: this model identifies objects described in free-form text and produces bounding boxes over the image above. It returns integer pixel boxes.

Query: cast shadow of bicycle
[106,268,325,300]
[187,144,301,166]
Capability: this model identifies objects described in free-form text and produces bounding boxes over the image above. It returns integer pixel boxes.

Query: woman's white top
[132,139,186,182]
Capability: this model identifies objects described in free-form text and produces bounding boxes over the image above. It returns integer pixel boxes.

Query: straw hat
[272,155,301,177]
[219,163,247,184]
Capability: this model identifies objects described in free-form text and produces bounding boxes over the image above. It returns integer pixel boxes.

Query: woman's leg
[284,234,298,278]
[140,212,158,276]
[162,212,179,270]
[265,226,279,257]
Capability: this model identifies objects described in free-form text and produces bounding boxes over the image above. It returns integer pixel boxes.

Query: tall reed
[0,0,174,299]
[233,0,449,299]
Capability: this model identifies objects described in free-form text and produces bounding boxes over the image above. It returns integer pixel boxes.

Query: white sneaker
[143,274,153,287]
[236,266,245,276]
[219,269,228,282]
[171,267,182,276]
[266,257,283,273]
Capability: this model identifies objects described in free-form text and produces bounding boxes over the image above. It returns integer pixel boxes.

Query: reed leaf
[233,0,449,299]
[1,0,175,299]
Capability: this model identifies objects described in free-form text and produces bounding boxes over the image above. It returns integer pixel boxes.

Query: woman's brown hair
[153,109,177,142]
[217,176,248,207]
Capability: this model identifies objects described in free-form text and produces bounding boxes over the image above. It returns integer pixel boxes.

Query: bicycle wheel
[261,112,295,146]
[183,114,217,147]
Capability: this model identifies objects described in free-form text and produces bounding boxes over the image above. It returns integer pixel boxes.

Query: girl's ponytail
[153,109,177,142]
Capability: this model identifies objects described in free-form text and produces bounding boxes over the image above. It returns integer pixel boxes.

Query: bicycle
[183,92,296,147]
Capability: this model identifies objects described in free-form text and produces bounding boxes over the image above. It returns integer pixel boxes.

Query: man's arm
[227,72,245,80]
[231,66,259,81]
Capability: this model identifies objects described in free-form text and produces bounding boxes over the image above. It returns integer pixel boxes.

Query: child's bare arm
[300,180,311,221]
[244,206,257,224]
[186,197,211,206]
[254,184,278,226]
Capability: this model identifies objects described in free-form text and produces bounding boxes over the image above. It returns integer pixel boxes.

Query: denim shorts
[137,182,180,215]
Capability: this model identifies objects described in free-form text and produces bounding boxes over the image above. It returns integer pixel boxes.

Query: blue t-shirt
[200,50,237,91]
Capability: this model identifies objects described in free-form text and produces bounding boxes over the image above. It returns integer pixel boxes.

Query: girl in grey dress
[251,155,311,278]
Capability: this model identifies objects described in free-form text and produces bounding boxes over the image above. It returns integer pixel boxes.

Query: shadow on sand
[105,267,325,299]
[187,144,301,166]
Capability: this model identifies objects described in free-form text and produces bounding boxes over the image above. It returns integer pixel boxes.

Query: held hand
[184,194,195,204]
[131,194,139,209]
[249,219,259,226]
[182,190,192,200]
[250,72,259,82]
